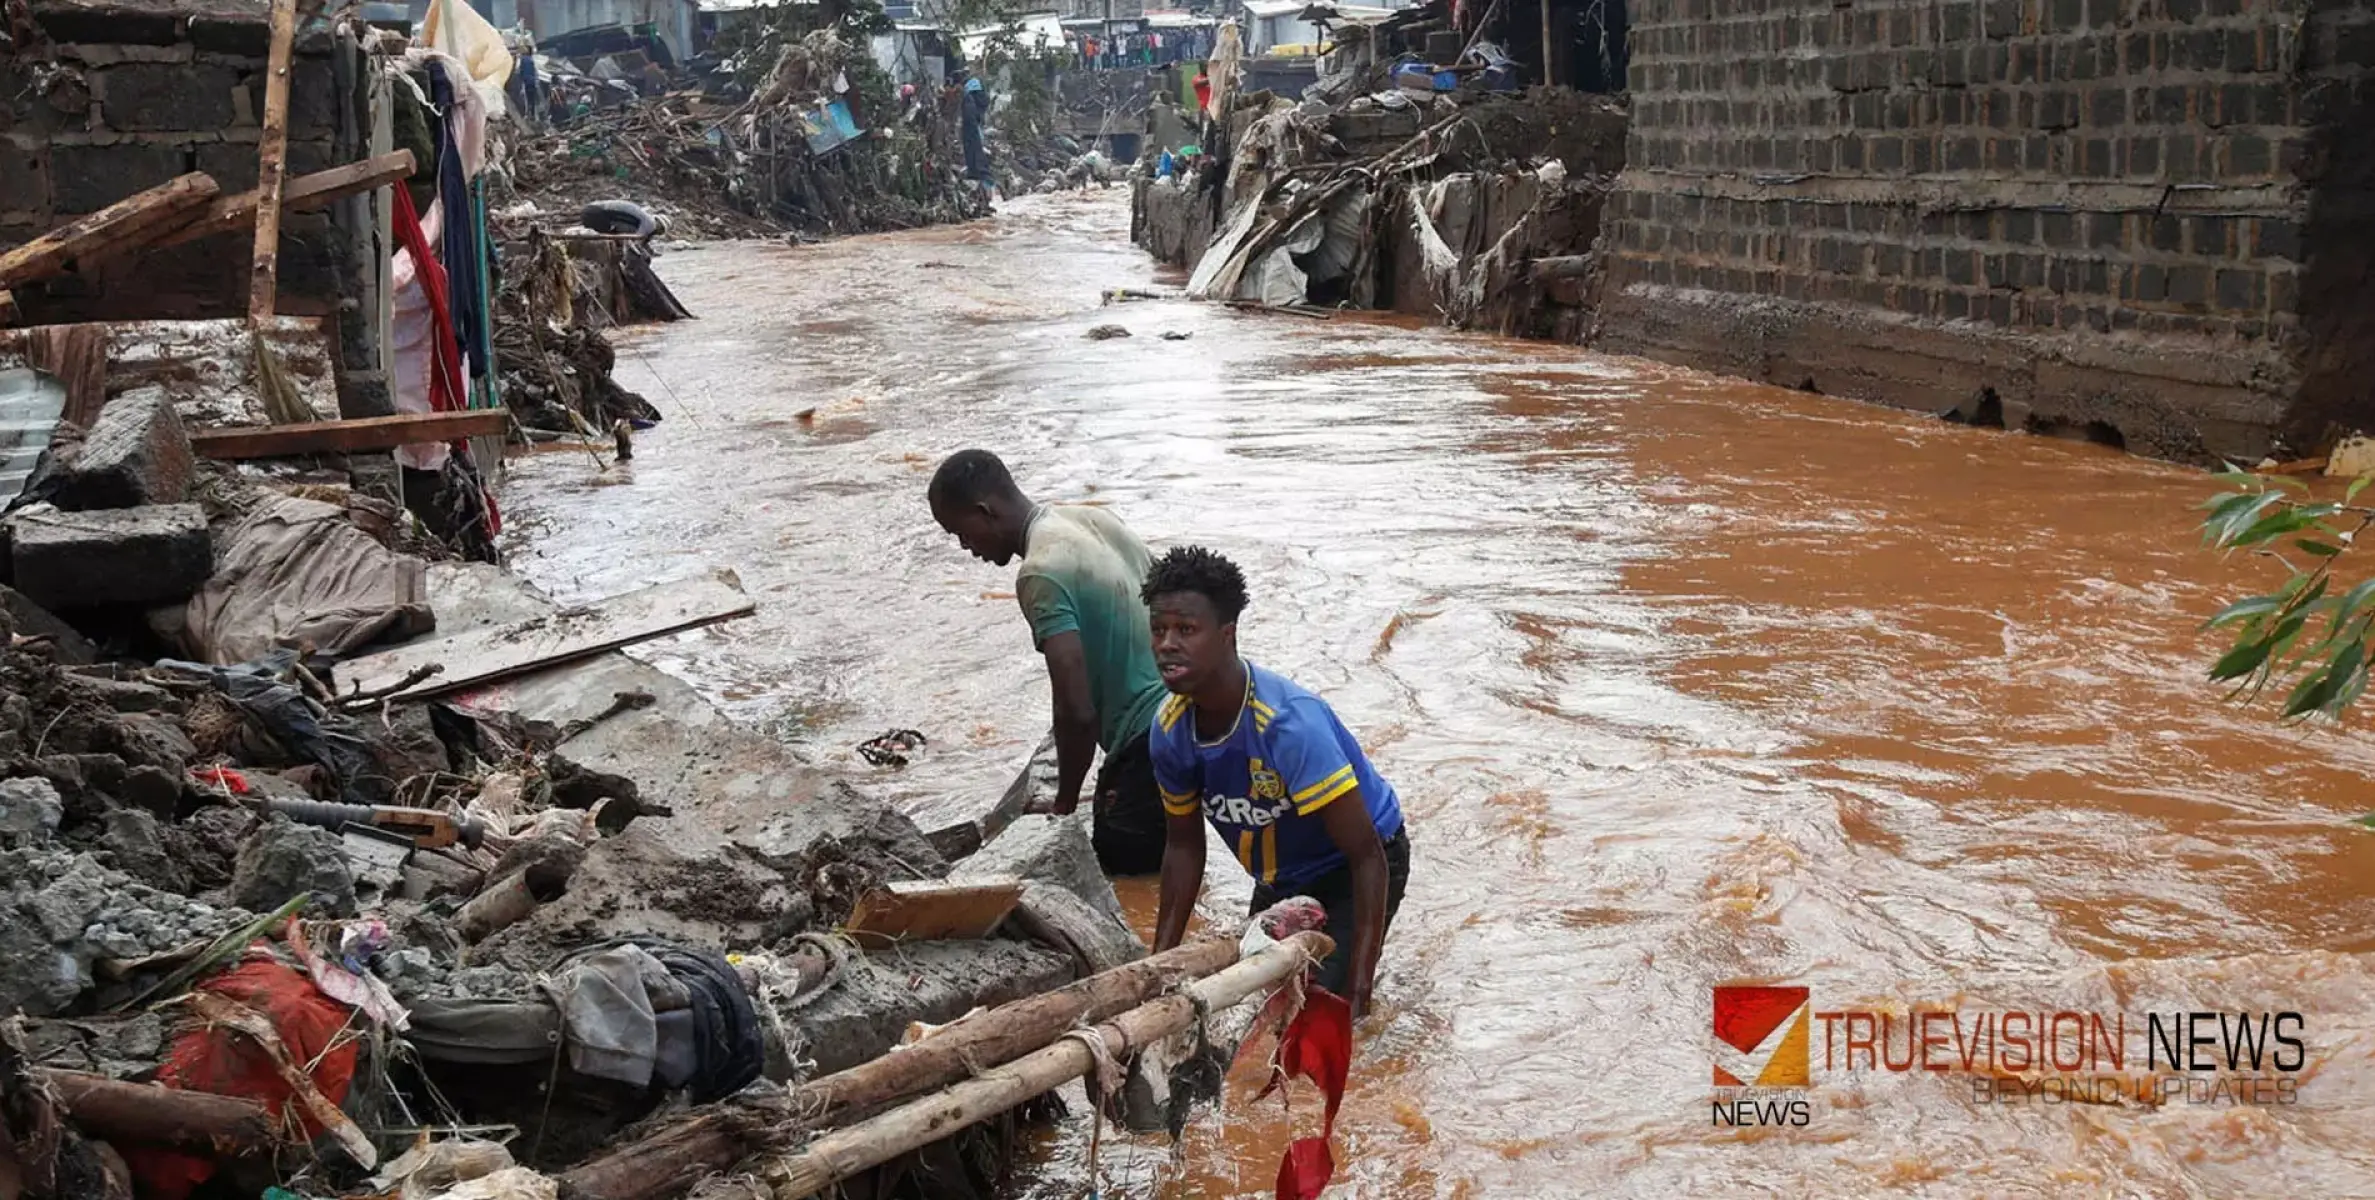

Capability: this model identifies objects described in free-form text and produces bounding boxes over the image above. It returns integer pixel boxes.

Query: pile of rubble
[507,30,988,242]
[1141,1,1629,339]
[0,375,1340,1200]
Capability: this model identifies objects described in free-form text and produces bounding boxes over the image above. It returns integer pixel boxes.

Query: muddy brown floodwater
[500,191,2375,1197]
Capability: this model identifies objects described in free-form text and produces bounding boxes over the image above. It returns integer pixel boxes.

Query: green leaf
[2210,636,2275,682]
[2356,813,2375,830]
[2348,475,2371,503]
[2233,506,2316,547]
[2212,494,2290,546]
[2281,665,2341,718]
[2211,470,2264,486]
[2298,539,2345,557]
[2204,594,2286,629]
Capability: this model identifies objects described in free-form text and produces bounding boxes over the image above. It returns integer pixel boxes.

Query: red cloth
[390,184,502,539]
[391,184,466,418]
[123,957,360,1200]
[1261,986,1354,1200]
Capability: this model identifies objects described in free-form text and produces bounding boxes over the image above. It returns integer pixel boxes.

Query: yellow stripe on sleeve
[1160,787,1200,817]
[1292,765,1355,805]
[1158,695,1190,733]
[1261,825,1278,884]
[1296,773,1360,816]
[1235,829,1255,872]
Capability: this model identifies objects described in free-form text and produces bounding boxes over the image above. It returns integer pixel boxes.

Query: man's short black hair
[929,449,1018,507]
[1142,545,1249,623]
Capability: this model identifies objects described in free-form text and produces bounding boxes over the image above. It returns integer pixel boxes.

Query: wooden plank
[336,571,757,700]
[188,409,510,459]
[248,0,300,321]
[149,151,419,252]
[0,173,220,289]
[844,876,1026,948]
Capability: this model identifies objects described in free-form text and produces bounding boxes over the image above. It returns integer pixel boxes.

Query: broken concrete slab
[424,564,946,872]
[0,777,64,843]
[787,938,1076,1077]
[1,585,98,664]
[97,808,183,893]
[9,503,211,609]
[48,391,193,510]
[231,818,358,917]
[470,822,815,971]
[955,812,1125,924]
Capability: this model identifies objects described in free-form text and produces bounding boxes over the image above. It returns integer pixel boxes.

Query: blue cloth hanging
[429,61,490,384]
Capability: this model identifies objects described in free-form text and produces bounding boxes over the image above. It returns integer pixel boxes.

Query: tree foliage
[2199,470,2375,721]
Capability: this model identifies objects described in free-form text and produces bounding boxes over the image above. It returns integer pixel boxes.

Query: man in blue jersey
[1142,546,1411,1017]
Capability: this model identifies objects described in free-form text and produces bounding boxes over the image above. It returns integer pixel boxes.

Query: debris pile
[1141,1,1629,338]
[508,31,989,240]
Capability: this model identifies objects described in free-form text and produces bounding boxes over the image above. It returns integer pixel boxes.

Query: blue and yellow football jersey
[1147,661,1404,891]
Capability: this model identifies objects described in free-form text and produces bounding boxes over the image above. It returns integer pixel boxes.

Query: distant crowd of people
[1071,26,1214,69]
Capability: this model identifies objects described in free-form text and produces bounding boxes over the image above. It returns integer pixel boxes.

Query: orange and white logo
[1713,985,1811,1088]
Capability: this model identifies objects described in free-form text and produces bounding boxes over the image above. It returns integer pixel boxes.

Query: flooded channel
[499,191,2375,1197]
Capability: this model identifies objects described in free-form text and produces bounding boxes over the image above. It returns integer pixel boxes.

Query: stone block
[100,62,238,132]
[8,504,212,610]
[49,143,187,215]
[50,391,194,510]
[0,142,47,213]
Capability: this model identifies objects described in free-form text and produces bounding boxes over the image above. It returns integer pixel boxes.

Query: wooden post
[757,931,1332,1200]
[38,1071,277,1154]
[1541,0,1555,87]
[555,937,1248,1200]
[249,0,300,321]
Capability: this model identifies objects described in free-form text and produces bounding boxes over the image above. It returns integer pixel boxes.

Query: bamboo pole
[556,936,1246,1200]
[757,931,1332,1200]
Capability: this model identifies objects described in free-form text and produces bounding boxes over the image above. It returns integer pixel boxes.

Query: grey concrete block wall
[0,1,353,322]
[1594,0,2375,462]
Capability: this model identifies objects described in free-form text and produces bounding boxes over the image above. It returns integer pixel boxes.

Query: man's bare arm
[1040,631,1099,816]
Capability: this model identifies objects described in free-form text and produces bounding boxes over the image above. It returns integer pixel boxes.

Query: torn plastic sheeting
[184,494,434,666]
[1246,208,1328,307]
[1186,191,1269,300]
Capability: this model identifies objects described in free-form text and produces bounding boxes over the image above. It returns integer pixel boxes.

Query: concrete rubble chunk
[232,818,358,918]
[0,777,64,843]
[99,808,184,893]
[8,503,212,609]
[50,391,195,510]
[0,586,98,664]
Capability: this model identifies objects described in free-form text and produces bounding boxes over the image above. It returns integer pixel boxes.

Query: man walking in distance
[929,451,1169,874]
[1142,546,1411,1018]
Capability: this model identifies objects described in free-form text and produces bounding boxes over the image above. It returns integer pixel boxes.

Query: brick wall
[0,1,355,323]
[1594,0,2375,462]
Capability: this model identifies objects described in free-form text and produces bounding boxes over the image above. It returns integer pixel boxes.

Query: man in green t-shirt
[929,450,1169,874]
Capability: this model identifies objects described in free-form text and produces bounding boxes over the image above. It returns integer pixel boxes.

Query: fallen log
[0,174,220,289]
[756,931,1331,1200]
[38,1070,276,1154]
[555,936,1245,1200]
[187,409,510,459]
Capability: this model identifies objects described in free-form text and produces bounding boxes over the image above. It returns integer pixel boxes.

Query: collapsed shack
[1136,2,1628,339]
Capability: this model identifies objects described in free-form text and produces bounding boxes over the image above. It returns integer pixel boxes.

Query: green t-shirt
[1015,505,1168,753]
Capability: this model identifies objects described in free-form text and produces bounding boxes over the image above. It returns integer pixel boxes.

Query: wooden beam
[248,0,300,321]
[1527,254,1595,281]
[0,174,220,289]
[844,877,1027,949]
[188,409,510,459]
[758,932,1333,1199]
[556,937,1248,1200]
[335,571,757,700]
[39,1070,277,1154]
[151,151,419,252]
